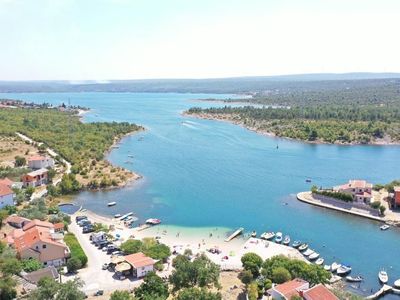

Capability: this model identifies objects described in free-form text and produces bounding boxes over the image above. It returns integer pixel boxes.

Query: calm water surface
[2,92,400,298]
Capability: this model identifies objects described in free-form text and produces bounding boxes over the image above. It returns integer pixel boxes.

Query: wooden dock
[365,284,393,299]
[225,227,244,242]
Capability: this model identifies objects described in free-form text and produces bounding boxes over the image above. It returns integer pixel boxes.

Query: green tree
[291,295,303,300]
[47,168,56,182]
[238,270,253,285]
[248,282,258,300]
[25,186,35,198]
[175,288,222,300]
[55,278,85,300]
[21,258,43,272]
[0,276,17,300]
[15,155,26,167]
[0,257,22,275]
[241,252,263,277]
[134,272,169,300]
[143,243,171,262]
[272,267,292,283]
[29,277,60,300]
[169,254,220,292]
[110,290,134,300]
[120,239,143,254]
[66,256,82,273]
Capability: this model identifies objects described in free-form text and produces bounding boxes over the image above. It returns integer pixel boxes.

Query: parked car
[102,263,109,270]
[94,290,104,296]
[83,226,94,233]
[78,220,91,227]
[97,241,110,248]
[75,216,87,222]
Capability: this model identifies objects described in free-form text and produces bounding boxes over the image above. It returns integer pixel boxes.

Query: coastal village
[1,122,400,300]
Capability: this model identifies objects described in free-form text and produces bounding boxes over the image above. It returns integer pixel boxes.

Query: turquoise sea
[2,92,400,298]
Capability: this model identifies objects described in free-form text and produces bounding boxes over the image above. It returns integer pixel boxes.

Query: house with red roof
[5,215,31,228]
[334,179,373,204]
[28,155,54,170]
[0,177,13,187]
[6,219,70,266]
[123,252,156,278]
[269,278,309,299]
[0,183,14,209]
[21,168,48,187]
[268,279,338,300]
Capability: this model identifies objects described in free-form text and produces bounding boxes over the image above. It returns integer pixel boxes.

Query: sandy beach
[76,209,306,271]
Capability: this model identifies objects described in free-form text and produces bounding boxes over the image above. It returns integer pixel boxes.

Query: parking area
[66,217,143,295]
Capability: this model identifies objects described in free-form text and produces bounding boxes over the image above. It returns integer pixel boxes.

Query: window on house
[43,245,47,249]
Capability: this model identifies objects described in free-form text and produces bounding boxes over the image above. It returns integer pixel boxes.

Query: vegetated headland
[186,78,400,145]
[0,101,143,193]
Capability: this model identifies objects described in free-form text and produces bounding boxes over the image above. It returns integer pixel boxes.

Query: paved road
[68,217,142,294]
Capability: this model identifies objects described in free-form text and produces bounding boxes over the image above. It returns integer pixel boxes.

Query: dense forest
[0,108,142,165]
[187,77,400,144]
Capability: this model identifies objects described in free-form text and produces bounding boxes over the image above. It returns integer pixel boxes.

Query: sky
[1,0,400,81]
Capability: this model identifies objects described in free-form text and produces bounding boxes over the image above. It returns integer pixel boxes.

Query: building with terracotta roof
[0,177,13,187]
[269,278,309,299]
[6,219,69,266]
[394,186,400,208]
[302,284,339,300]
[22,266,59,284]
[21,168,48,187]
[334,179,373,204]
[5,215,31,228]
[28,155,54,170]
[0,183,14,208]
[123,252,155,278]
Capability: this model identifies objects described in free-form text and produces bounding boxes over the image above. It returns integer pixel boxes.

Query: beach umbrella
[111,256,125,265]
[115,262,131,272]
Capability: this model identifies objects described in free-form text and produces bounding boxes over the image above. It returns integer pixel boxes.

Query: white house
[123,252,155,278]
[28,155,55,170]
[0,183,14,208]
[91,231,107,244]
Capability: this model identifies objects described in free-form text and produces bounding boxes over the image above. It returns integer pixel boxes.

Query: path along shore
[297,191,385,222]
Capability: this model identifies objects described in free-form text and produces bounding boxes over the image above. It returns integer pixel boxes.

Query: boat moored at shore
[337,265,352,276]
[283,235,290,245]
[146,218,162,225]
[260,232,275,240]
[298,243,308,251]
[292,240,301,248]
[346,275,363,282]
[379,270,389,284]
[107,201,117,207]
[315,258,324,265]
[331,262,341,272]
[275,232,283,243]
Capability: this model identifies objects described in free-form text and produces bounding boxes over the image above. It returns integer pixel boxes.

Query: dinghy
[283,235,290,245]
[331,262,341,272]
[260,232,275,240]
[275,232,283,243]
[309,252,320,260]
[379,270,388,284]
[299,243,308,251]
[315,258,324,265]
[324,265,331,271]
[346,276,363,282]
[292,241,301,248]
[337,265,352,276]
[394,279,400,288]
[303,249,314,257]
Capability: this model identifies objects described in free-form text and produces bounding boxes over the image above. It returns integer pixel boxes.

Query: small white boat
[331,262,341,272]
[394,279,400,288]
[261,232,275,240]
[251,231,257,238]
[309,252,320,260]
[380,224,390,231]
[303,249,314,257]
[275,232,283,243]
[315,258,324,265]
[146,218,161,225]
[379,270,388,284]
[292,241,301,248]
[283,235,290,245]
[337,265,352,276]
[346,275,363,282]
[324,264,331,271]
[107,201,117,207]
[299,243,309,251]
[114,214,122,218]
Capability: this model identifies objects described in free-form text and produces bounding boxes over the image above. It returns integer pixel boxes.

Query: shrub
[272,267,292,284]
[370,201,381,209]
[241,252,263,277]
[67,256,82,273]
[64,233,87,267]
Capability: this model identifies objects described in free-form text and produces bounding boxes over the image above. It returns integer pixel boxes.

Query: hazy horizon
[1,0,400,81]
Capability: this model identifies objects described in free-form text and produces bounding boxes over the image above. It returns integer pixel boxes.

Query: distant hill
[1,73,400,93]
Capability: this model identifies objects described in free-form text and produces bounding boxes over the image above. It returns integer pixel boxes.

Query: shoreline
[185,112,400,146]
[296,191,385,222]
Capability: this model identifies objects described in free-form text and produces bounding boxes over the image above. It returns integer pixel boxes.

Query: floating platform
[225,227,244,242]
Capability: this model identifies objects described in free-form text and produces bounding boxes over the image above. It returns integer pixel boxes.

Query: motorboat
[315,258,324,265]
[114,214,121,218]
[251,231,257,238]
[309,252,320,260]
[107,201,117,207]
[394,279,400,288]
[261,232,275,240]
[380,224,390,231]
[275,232,283,243]
[346,276,363,282]
[292,241,301,248]
[146,218,161,225]
[298,243,309,251]
[331,262,341,272]
[324,265,331,271]
[379,270,389,284]
[283,235,290,245]
[303,249,314,257]
[337,265,352,276]
[306,179,312,183]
